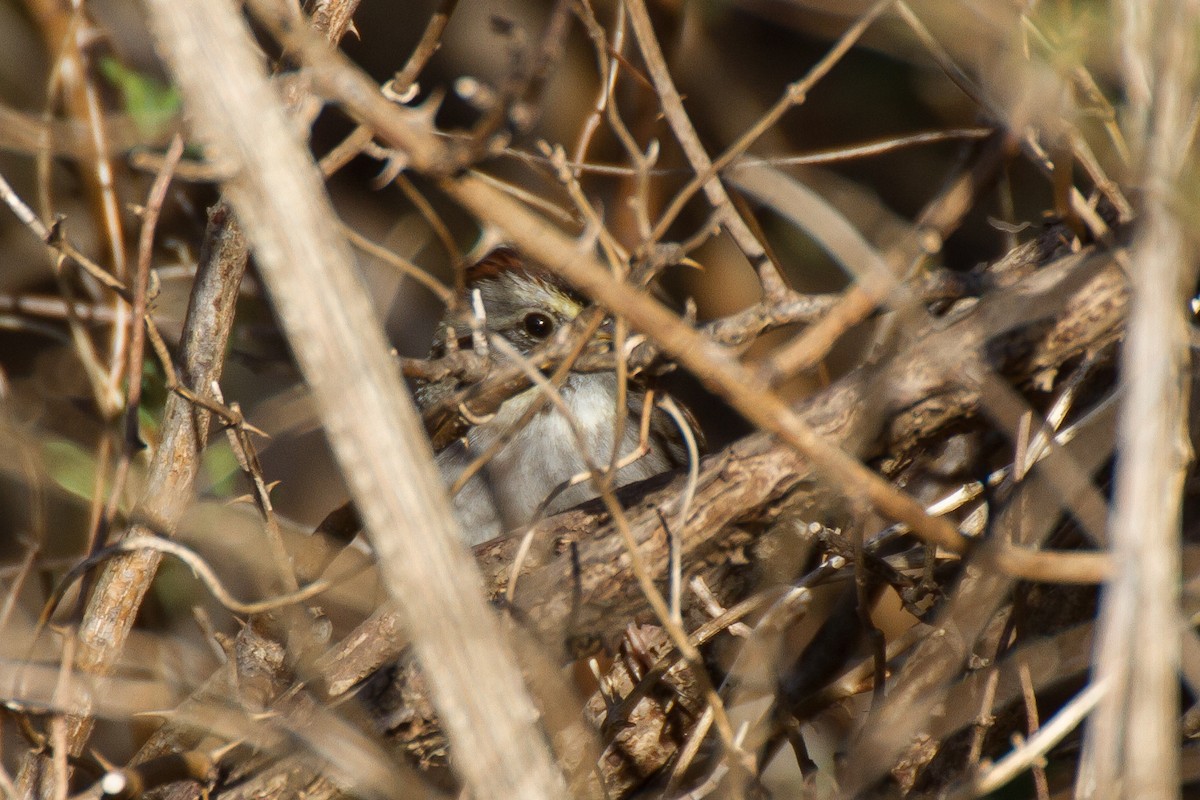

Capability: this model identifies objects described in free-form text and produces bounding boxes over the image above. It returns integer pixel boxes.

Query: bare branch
[1080,0,1200,796]
[142,2,568,798]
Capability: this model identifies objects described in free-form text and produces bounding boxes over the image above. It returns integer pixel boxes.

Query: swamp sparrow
[416,248,695,546]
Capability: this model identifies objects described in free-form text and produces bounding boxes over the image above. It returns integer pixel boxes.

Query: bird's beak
[596,317,615,342]
[589,317,615,353]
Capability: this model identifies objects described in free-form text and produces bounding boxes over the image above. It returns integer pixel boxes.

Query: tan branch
[1081,0,1200,795]
[142,2,567,799]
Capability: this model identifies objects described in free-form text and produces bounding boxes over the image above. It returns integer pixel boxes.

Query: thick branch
[323,237,1127,694]
[141,2,567,799]
[1081,0,1200,795]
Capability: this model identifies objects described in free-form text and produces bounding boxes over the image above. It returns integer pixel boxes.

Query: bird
[414,247,695,546]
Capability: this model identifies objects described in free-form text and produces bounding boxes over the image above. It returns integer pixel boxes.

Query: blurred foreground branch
[139,1,568,799]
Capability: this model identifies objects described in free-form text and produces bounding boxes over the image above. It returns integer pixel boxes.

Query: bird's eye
[523,312,555,339]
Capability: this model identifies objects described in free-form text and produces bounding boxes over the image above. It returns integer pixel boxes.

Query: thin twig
[623,0,785,299]
[649,0,893,241]
[487,332,748,768]
[446,172,968,554]
[504,127,994,177]
[1018,660,1051,800]
[125,134,184,455]
[27,0,133,414]
[989,545,1112,585]
[40,202,247,765]
[51,535,342,616]
[341,221,455,304]
[970,679,1108,797]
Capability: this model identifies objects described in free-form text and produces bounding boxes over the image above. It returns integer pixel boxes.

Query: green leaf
[202,440,241,497]
[42,439,98,502]
[98,57,181,137]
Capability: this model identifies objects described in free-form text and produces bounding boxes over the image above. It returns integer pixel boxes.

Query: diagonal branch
[322,238,1128,694]
[143,2,567,799]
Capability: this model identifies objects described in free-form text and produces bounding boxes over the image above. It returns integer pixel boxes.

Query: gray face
[416,254,600,414]
[433,269,586,357]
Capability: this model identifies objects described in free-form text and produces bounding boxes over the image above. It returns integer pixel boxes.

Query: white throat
[436,372,672,545]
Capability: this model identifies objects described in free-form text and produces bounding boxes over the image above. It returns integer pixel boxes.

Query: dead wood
[302,221,1127,798]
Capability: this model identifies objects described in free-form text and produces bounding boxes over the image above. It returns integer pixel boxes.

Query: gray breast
[435,374,676,546]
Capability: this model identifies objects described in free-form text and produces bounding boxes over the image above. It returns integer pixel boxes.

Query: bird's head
[434,247,600,356]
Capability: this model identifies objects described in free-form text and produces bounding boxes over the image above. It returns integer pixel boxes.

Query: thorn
[644,139,660,166]
[455,76,497,111]
[414,86,446,123]
[370,154,407,189]
[241,421,269,439]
